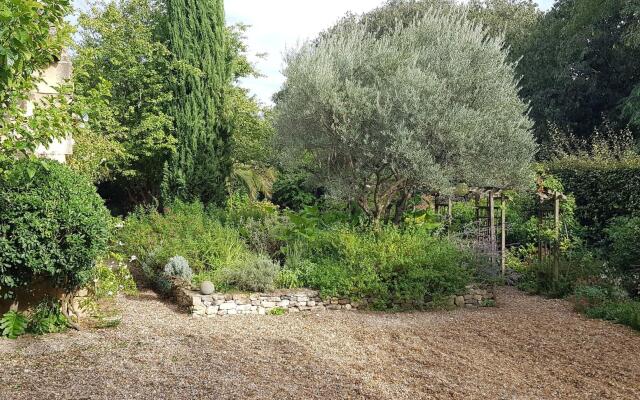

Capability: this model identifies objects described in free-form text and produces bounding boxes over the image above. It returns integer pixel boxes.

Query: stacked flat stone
[182,289,360,318]
[178,285,496,317]
[451,285,495,308]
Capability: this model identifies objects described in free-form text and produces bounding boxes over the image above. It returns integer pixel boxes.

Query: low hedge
[548,158,640,242]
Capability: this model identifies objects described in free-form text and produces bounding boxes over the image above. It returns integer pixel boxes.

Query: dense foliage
[0,0,70,103]
[72,1,265,211]
[283,226,473,306]
[366,0,640,145]
[118,201,255,289]
[518,0,640,143]
[4,0,639,334]
[118,197,474,307]
[548,157,640,242]
[1,297,74,339]
[0,310,28,339]
[161,0,233,206]
[0,161,111,300]
[73,0,175,202]
[605,216,640,297]
[275,8,535,223]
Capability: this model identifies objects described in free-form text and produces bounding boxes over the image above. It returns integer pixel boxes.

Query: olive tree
[275,8,536,223]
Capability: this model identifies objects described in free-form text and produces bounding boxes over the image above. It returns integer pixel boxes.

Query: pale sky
[227,0,555,105]
[73,0,556,105]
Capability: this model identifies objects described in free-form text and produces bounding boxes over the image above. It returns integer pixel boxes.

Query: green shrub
[0,310,28,339]
[268,307,286,316]
[548,158,640,242]
[155,256,193,294]
[505,171,582,250]
[163,256,193,282]
[573,285,612,312]
[119,201,253,284]
[92,259,138,299]
[0,160,111,300]
[480,299,497,307]
[215,255,281,292]
[517,249,604,298]
[585,301,640,331]
[275,268,302,289]
[290,225,472,307]
[302,258,361,299]
[606,216,640,272]
[120,198,473,305]
[271,170,320,211]
[450,201,476,232]
[27,299,68,335]
[235,216,288,257]
[219,193,280,225]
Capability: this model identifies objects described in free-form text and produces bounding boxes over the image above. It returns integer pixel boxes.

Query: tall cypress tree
[162,0,231,205]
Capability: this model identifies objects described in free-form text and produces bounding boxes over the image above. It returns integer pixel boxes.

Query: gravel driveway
[1,287,639,400]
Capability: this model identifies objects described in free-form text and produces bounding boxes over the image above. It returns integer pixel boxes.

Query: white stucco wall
[29,52,75,163]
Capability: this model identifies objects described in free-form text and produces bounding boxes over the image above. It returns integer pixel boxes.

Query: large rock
[200,281,215,295]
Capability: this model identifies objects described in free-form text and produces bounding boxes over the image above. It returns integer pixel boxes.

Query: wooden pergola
[469,188,508,277]
[433,184,568,281]
[435,187,509,277]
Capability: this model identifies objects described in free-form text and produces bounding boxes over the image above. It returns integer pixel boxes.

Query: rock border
[176,285,496,317]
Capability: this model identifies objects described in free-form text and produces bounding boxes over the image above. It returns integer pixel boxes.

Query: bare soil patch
[1,287,639,400]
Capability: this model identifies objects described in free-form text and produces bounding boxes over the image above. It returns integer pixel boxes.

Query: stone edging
[176,285,496,317]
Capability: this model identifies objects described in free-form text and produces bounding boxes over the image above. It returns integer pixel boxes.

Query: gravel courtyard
[1,287,639,400]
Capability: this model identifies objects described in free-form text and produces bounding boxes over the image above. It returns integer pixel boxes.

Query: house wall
[29,51,75,163]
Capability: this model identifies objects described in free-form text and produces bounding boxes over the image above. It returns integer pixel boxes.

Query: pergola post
[488,190,496,267]
[537,197,544,262]
[501,194,507,277]
[447,196,453,235]
[553,192,561,283]
[475,193,481,242]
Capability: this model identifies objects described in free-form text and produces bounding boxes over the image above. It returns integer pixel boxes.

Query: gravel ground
[1,287,639,400]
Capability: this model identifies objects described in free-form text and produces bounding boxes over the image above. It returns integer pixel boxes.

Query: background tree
[227,88,276,200]
[275,10,536,224]
[161,0,232,206]
[466,0,541,62]
[519,0,640,145]
[73,0,175,205]
[224,24,277,200]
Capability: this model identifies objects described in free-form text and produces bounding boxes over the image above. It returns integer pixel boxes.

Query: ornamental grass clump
[119,201,254,286]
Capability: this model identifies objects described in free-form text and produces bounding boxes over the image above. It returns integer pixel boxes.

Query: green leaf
[26,165,36,179]
[0,310,28,339]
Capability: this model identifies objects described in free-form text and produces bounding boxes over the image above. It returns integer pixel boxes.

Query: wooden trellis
[433,185,567,280]
[435,188,507,276]
[536,189,567,282]
[469,188,508,276]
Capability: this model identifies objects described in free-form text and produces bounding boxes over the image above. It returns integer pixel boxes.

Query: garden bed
[176,285,496,317]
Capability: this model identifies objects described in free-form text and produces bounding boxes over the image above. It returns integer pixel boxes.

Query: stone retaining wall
[177,285,496,317]
[451,286,496,308]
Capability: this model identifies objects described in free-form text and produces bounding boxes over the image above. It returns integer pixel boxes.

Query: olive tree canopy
[275,8,536,222]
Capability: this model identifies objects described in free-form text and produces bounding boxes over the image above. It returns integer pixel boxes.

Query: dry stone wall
[176,285,495,317]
